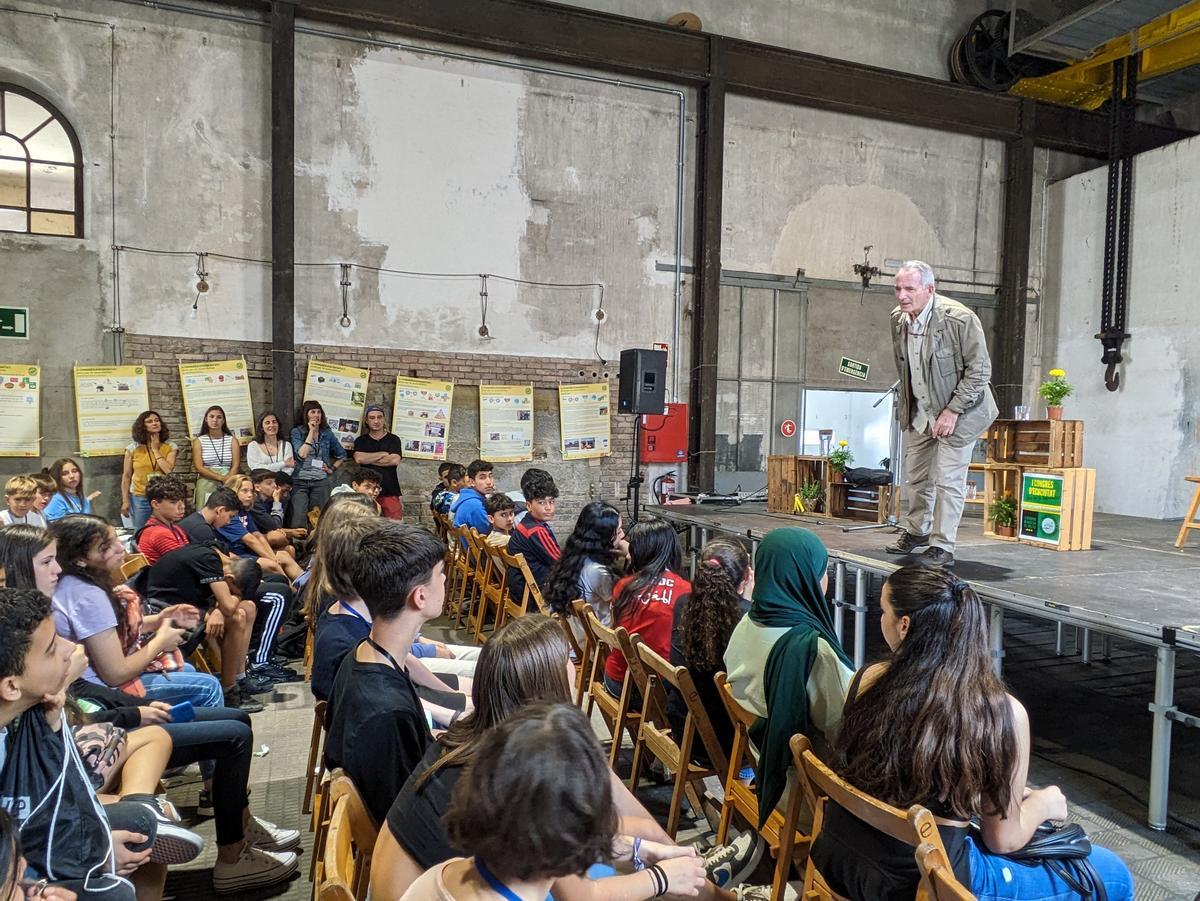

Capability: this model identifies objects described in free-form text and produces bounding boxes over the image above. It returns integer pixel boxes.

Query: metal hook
[1104,360,1120,392]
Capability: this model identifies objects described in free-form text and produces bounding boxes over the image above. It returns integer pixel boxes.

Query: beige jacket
[890,294,998,448]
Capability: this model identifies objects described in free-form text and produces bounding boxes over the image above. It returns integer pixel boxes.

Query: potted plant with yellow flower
[1038,368,1073,420]
[828,439,854,483]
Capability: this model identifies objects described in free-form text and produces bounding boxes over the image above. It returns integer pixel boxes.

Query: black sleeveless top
[808,668,973,900]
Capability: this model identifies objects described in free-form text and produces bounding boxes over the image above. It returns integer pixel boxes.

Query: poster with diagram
[0,364,40,456]
[303,360,370,451]
[479,384,534,463]
[74,364,151,456]
[558,382,610,460]
[392,376,453,461]
[179,359,254,441]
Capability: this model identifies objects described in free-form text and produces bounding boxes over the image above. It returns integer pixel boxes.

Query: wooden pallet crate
[767,455,831,514]
[981,463,1021,541]
[1017,467,1096,552]
[986,419,1084,468]
[828,482,893,523]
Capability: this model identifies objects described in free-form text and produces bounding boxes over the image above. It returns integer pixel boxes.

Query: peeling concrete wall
[1042,134,1200,519]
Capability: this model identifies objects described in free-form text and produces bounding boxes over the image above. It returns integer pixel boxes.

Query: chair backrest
[916,842,976,900]
[798,748,948,857]
[499,548,550,616]
[322,773,379,901]
[637,642,729,778]
[715,671,756,783]
[120,553,148,580]
[616,630,655,718]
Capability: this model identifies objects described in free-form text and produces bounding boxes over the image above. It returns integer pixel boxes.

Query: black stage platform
[647,502,1200,829]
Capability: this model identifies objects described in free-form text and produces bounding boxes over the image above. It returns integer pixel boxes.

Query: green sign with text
[839,357,869,380]
[0,307,28,340]
[1020,472,1064,546]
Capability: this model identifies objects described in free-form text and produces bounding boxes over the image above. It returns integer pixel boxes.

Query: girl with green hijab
[723,527,853,822]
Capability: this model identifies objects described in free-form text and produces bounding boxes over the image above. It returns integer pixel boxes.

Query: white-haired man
[885,261,998,567]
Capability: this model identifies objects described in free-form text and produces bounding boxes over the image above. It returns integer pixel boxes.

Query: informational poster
[74,364,151,456]
[479,384,534,463]
[303,359,370,451]
[392,376,453,461]
[0,364,40,456]
[179,359,255,441]
[558,382,611,460]
[1020,472,1064,546]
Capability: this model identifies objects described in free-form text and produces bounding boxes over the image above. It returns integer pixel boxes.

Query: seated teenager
[483,493,516,548]
[219,475,302,581]
[398,701,704,901]
[322,521,446,824]
[142,544,263,711]
[449,460,492,535]
[133,476,192,565]
[430,464,465,517]
[602,518,690,700]
[544,501,625,633]
[0,807,77,901]
[429,462,453,513]
[310,517,470,726]
[811,566,1133,901]
[723,528,852,820]
[1,477,45,529]
[668,538,752,767]
[44,458,101,521]
[329,464,383,501]
[47,516,224,711]
[506,468,560,608]
[29,472,57,523]
[247,469,306,546]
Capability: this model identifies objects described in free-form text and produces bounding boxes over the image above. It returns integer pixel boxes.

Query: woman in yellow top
[121,410,178,528]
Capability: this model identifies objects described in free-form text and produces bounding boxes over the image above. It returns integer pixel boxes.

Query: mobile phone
[169,700,195,723]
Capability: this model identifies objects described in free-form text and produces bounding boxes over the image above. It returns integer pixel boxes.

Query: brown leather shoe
[920,546,955,567]
[884,532,931,554]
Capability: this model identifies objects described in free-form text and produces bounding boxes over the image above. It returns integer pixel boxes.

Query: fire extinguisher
[657,471,676,504]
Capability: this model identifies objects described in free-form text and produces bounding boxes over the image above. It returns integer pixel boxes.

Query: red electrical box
[640,403,688,462]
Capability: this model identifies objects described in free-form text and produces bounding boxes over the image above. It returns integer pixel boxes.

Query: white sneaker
[734,883,797,901]
[124,796,204,866]
[243,814,302,852]
[705,832,765,889]
[213,843,299,894]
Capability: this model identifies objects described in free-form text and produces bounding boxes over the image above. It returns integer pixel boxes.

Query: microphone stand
[842,380,904,533]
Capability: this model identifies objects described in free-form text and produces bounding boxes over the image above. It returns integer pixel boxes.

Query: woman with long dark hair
[668,538,753,764]
[44,457,101,521]
[288,400,346,528]
[543,501,625,623]
[192,405,240,509]
[601,518,689,699]
[724,527,852,821]
[246,411,295,474]
[120,410,177,528]
[812,565,1133,899]
[372,615,701,901]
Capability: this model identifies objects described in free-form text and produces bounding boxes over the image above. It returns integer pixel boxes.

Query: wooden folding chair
[316,774,380,901]
[499,548,550,624]
[471,541,508,643]
[617,631,655,787]
[715,673,813,901]
[303,700,327,816]
[916,842,976,900]
[795,742,954,901]
[120,553,148,580]
[571,600,598,715]
[554,599,588,706]
[583,607,642,770]
[447,525,473,618]
[630,641,725,837]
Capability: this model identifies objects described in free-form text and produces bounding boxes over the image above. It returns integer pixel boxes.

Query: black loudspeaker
[618,348,667,414]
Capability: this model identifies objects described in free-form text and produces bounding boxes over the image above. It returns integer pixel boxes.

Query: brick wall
[121,333,639,528]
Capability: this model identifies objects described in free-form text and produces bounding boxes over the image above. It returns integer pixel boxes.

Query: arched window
[0,84,83,237]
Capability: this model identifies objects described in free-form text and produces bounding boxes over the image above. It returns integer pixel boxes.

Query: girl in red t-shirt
[602,518,690,697]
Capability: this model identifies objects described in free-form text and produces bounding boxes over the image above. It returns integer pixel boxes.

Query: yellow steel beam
[1011,0,1200,109]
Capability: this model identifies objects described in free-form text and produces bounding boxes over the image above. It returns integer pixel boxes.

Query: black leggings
[162,707,252,846]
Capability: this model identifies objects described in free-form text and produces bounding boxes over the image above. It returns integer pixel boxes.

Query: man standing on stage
[885,261,998,567]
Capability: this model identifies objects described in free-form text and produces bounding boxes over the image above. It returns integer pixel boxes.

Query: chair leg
[1175,487,1200,548]
[665,764,690,839]
[302,717,322,815]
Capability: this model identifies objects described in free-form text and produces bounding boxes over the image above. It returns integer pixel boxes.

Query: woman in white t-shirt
[246,411,295,474]
[191,405,240,508]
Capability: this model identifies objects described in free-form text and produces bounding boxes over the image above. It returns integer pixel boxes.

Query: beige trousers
[902,428,976,552]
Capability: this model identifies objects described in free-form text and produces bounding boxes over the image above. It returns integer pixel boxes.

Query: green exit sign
[0,307,29,340]
[839,356,869,380]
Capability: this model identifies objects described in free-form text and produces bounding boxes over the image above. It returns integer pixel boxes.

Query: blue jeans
[140,664,225,709]
[130,494,151,529]
[966,835,1133,900]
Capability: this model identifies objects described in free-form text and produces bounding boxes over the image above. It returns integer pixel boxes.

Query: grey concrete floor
[160,612,1200,900]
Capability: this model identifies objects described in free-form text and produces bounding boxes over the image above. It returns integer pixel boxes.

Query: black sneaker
[224,685,265,714]
[250,662,302,683]
[238,671,275,695]
[920,546,955,568]
[885,532,931,554]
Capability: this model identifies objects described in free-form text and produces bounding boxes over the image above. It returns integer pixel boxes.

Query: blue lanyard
[339,603,370,627]
[475,859,524,901]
